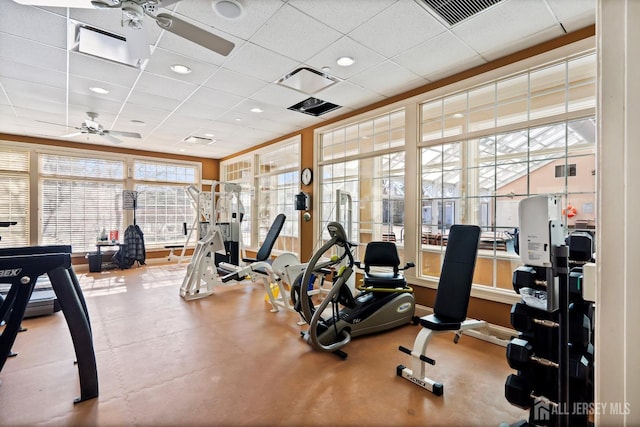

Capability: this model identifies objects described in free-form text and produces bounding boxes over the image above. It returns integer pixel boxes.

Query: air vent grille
[288,97,341,117]
[417,0,503,26]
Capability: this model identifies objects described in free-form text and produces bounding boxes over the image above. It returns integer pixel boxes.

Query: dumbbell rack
[504,196,594,427]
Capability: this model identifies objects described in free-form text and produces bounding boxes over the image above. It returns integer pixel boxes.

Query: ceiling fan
[60,112,142,144]
[12,0,235,58]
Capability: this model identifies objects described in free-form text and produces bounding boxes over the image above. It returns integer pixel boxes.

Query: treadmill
[0,222,61,318]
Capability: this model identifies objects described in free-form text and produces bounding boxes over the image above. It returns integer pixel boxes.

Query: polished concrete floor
[0,263,527,426]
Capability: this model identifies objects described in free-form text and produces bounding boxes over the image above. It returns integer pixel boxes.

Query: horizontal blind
[39,154,125,252]
[0,147,30,247]
[133,160,198,247]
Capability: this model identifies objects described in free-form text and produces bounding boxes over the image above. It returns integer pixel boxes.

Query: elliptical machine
[292,221,415,358]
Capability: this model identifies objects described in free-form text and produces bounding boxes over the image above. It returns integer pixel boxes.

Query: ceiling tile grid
[0,0,595,158]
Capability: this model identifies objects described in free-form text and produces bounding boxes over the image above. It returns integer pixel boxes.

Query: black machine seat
[419,314,461,331]
[241,213,286,264]
[359,241,409,289]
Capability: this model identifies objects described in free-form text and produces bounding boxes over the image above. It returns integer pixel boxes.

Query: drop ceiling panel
[306,36,386,80]
[309,80,385,110]
[175,0,284,41]
[222,42,300,82]
[67,92,125,116]
[349,1,446,58]
[288,0,397,34]
[0,34,67,72]
[250,4,343,62]
[145,47,220,82]
[0,1,66,47]
[188,86,245,110]
[546,0,596,32]
[0,60,66,89]
[126,91,183,112]
[452,1,560,56]
[202,68,269,98]
[250,83,307,108]
[134,72,198,101]
[393,31,484,79]
[68,75,131,104]
[350,60,427,97]
[68,51,141,87]
[1,0,596,159]
[2,78,67,106]
[172,102,227,121]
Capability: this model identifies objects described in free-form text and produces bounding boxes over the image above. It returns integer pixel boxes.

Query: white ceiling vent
[415,0,504,26]
[69,22,143,68]
[277,67,341,95]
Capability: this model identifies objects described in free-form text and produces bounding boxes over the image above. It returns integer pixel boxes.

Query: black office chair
[397,224,489,396]
[356,241,414,290]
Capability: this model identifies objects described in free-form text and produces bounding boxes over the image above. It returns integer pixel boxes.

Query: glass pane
[497,74,527,104]
[468,107,495,132]
[568,53,596,86]
[497,99,528,127]
[443,93,467,138]
[469,83,495,110]
[530,90,566,119]
[530,62,566,95]
[568,82,596,111]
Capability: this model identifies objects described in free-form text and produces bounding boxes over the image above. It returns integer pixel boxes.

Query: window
[39,153,125,253]
[318,110,406,258]
[133,160,199,247]
[419,52,596,291]
[222,137,301,256]
[0,147,30,248]
[257,138,300,254]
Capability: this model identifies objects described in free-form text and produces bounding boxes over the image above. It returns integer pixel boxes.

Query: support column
[596,0,640,425]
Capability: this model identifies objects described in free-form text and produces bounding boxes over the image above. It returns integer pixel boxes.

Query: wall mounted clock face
[301,168,313,185]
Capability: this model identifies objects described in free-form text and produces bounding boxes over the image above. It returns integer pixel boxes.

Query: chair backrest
[433,224,481,323]
[362,241,401,274]
[255,214,286,261]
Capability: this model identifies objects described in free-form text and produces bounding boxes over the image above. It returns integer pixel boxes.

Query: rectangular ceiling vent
[277,67,341,95]
[415,0,504,26]
[69,21,143,68]
[288,97,341,117]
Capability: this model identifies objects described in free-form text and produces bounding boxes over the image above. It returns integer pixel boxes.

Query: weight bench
[397,224,486,396]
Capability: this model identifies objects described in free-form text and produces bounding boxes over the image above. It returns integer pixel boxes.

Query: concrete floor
[0,263,527,426]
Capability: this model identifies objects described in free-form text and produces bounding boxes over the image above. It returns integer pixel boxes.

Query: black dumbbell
[569,305,591,350]
[505,373,558,411]
[511,302,558,333]
[507,338,591,380]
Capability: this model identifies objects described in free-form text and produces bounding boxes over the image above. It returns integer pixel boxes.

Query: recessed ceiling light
[321,66,331,73]
[336,56,355,67]
[170,64,192,74]
[204,133,215,137]
[179,148,186,152]
[213,0,244,19]
[235,118,242,121]
[89,86,109,94]
[250,107,263,113]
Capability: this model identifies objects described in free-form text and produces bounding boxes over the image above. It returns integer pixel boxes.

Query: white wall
[596,0,640,425]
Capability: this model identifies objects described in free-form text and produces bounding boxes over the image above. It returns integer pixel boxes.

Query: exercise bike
[292,221,415,358]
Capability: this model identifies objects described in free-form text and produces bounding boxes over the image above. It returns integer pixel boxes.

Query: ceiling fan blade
[61,132,84,138]
[101,133,124,144]
[155,13,234,56]
[13,0,96,8]
[107,130,142,139]
[123,25,150,60]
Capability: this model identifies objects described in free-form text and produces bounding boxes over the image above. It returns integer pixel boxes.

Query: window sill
[410,275,521,305]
